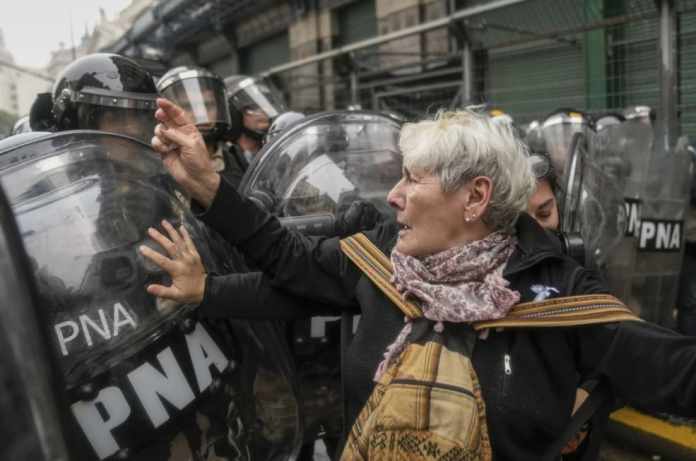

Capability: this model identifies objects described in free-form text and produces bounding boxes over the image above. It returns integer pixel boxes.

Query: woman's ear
[465,176,493,219]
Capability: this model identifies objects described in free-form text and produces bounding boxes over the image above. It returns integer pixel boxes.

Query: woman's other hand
[139,220,207,304]
[151,98,220,208]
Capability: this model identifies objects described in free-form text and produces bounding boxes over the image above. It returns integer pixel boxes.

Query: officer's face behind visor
[243,105,271,133]
[231,80,286,122]
[93,107,157,144]
[160,78,229,134]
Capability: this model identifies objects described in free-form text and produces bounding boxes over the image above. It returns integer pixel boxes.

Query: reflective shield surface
[0,131,301,461]
[590,117,692,325]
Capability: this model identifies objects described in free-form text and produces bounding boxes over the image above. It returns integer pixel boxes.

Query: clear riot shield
[0,131,300,461]
[591,115,692,326]
[0,182,74,461]
[240,110,403,453]
[560,133,626,269]
[241,110,403,229]
[541,111,590,178]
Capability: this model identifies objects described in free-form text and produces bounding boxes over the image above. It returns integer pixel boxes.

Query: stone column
[376,0,423,73]
[288,9,335,111]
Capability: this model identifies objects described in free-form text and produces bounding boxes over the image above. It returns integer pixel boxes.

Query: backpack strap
[541,379,614,461]
[474,293,641,330]
[340,232,422,319]
[339,233,642,327]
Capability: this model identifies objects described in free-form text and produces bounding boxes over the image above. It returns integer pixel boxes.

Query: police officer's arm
[570,268,696,417]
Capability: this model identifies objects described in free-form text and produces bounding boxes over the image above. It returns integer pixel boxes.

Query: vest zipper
[504,354,512,375]
[501,335,514,400]
[391,378,475,398]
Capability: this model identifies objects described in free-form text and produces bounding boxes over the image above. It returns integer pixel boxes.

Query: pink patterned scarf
[374,231,520,381]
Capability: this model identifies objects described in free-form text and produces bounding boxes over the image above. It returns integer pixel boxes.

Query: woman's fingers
[147,226,177,258]
[151,135,176,155]
[179,225,198,254]
[139,244,176,273]
[154,123,192,148]
[146,283,182,301]
[156,98,193,127]
[161,220,185,251]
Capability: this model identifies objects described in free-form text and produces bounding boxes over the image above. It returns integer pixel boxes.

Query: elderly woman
[145,99,696,460]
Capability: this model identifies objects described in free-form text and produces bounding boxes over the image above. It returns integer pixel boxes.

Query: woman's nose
[387,182,404,210]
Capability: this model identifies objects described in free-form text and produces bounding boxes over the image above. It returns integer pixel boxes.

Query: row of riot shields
[527,107,693,327]
[592,117,692,326]
[0,110,403,461]
[0,105,690,460]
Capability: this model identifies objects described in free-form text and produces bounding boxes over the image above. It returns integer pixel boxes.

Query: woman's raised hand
[151,98,220,208]
[139,220,207,305]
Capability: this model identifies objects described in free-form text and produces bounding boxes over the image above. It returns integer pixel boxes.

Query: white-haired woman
[145,99,696,460]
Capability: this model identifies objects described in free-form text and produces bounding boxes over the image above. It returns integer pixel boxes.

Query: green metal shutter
[335,0,377,46]
[679,10,696,140]
[240,33,290,75]
[485,41,585,123]
[616,17,659,110]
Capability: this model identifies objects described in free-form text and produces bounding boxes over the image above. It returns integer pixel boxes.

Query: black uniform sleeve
[219,145,247,190]
[196,176,392,308]
[569,267,696,417]
[199,272,346,320]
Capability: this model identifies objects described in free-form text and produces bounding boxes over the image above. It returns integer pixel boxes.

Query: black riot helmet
[157,66,231,143]
[264,111,305,145]
[51,53,158,143]
[225,75,287,142]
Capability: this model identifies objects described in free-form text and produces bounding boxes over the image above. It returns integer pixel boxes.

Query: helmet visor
[229,78,287,121]
[160,77,230,134]
[80,105,156,144]
[541,112,588,177]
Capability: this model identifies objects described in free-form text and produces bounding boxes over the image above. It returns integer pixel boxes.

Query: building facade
[0,29,52,118]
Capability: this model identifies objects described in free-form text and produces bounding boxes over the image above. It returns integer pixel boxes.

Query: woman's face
[527,178,559,230]
[387,167,476,258]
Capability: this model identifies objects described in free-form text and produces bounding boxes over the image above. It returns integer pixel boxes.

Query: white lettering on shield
[70,322,230,460]
[54,303,137,356]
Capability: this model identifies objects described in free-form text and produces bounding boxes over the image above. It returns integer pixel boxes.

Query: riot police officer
[33,53,158,143]
[158,66,248,188]
[224,75,287,165]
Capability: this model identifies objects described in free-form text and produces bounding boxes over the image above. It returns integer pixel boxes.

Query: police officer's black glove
[335,200,382,238]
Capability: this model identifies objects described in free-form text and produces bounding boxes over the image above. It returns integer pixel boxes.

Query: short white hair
[399,109,536,232]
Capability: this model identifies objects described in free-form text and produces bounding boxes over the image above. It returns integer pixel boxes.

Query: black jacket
[198,176,696,461]
[219,143,249,190]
